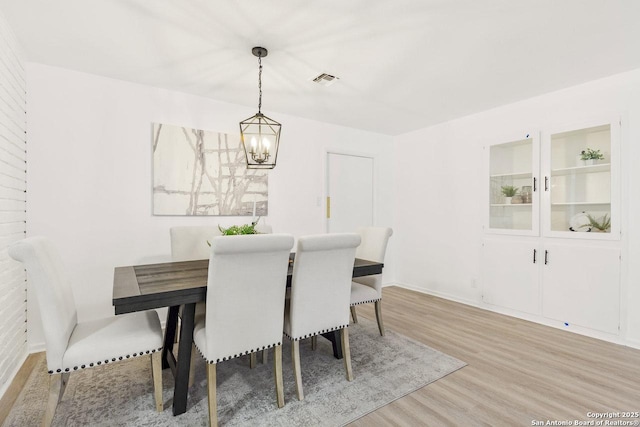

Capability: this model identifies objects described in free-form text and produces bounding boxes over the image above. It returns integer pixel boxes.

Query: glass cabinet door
[488,135,538,234]
[546,122,617,237]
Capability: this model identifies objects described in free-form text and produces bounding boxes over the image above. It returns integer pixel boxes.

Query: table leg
[321,331,343,359]
[162,306,179,369]
[172,303,196,416]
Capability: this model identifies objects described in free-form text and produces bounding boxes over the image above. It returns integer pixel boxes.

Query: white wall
[394,68,640,347]
[26,63,395,350]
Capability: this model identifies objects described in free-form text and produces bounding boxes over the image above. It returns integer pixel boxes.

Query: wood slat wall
[0,9,27,399]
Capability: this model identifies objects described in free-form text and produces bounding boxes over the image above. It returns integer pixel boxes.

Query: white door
[326,153,374,233]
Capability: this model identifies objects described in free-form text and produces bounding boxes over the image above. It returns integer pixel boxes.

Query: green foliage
[501,185,519,197]
[581,213,611,232]
[580,148,604,160]
[217,217,261,236]
[218,223,258,235]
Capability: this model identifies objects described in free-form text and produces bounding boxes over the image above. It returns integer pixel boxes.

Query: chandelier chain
[257,56,262,113]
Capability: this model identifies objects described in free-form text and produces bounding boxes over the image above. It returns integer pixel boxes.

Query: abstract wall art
[152,123,268,216]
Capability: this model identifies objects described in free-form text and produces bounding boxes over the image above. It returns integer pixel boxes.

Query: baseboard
[392,282,640,350]
[28,341,45,354]
[0,352,43,425]
[625,337,640,350]
[0,352,28,402]
[391,282,480,307]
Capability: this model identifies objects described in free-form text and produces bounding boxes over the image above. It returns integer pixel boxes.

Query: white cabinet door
[541,118,620,239]
[326,152,374,233]
[485,133,540,236]
[541,241,620,334]
[482,237,540,315]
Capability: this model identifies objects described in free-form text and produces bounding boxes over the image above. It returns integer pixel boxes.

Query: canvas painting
[152,123,268,216]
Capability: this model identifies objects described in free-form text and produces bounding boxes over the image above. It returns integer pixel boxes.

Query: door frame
[324,149,377,233]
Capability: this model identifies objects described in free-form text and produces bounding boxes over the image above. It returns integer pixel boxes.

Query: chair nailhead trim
[48,347,163,375]
[284,324,349,341]
[351,298,381,306]
[194,342,281,365]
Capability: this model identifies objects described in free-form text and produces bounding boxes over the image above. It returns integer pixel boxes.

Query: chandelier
[239,47,281,169]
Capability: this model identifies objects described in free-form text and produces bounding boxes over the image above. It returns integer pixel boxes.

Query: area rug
[5,318,465,426]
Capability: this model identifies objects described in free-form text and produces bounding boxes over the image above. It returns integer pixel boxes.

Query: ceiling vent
[312,73,339,87]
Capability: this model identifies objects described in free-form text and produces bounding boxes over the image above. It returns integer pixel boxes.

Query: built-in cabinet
[482,118,621,335]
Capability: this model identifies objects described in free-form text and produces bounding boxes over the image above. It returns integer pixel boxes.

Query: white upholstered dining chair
[350,226,393,336]
[8,237,163,427]
[284,233,360,401]
[192,233,294,426]
[170,224,274,368]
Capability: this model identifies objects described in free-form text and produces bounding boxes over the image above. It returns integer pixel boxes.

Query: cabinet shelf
[491,203,533,207]
[490,171,532,179]
[551,163,610,176]
[551,201,610,206]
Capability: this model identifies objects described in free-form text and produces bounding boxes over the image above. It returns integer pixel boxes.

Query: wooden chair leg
[341,327,354,381]
[206,363,218,426]
[350,306,358,323]
[58,372,70,403]
[151,351,163,412]
[43,373,67,427]
[273,344,284,408]
[291,340,304,401]
[189,343,197,388]
[249,352,257,369]
[262,349,268,364]
[311,336,317,350]
[374,300,385,336]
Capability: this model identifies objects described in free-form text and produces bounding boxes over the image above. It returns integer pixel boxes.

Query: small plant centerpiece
[207,218,261,246]
[501,185,519,204]
[580,148,604,165]
[581,213,611,233]
[217,220,260,235]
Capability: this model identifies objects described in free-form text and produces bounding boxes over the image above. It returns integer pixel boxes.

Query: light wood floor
[350,286,640,426]
[3,286,639,426]
[0,352,41,424]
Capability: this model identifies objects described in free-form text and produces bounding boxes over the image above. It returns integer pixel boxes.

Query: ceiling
[1,0,639,135]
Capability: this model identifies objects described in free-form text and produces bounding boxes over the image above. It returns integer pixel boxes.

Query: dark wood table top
[113,255,383,315]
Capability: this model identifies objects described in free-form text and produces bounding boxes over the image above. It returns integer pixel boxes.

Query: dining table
[112,253,384,416]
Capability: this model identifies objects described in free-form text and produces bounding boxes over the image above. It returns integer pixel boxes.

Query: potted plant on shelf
[501,185,519,204]
[581,213,611,233]
[580,148,605,166]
